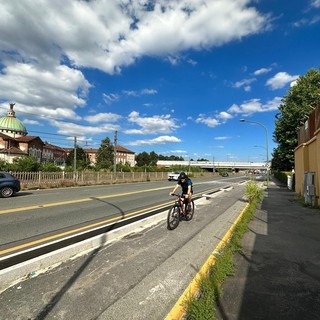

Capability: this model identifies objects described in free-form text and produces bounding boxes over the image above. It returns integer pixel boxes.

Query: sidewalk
[215,179,320,320]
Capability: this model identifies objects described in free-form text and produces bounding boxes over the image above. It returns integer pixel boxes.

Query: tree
[10,156,40,172]
[273,68,320,171]
[149,151,159,166]
[96,137,114,170]
[65,146,90,170]
[136,151,150,167]
[39,162,62,172]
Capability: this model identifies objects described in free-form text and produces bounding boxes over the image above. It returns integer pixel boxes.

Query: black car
[0,172,21,198]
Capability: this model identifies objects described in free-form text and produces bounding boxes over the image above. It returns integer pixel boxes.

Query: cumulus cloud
[50,120,120,136]
[195,115,220,128]
[233,78,256,89]
[228,97,282,115]
[84,112,122,123]
[266,72,299,90]
[0,0,272,142]
[126,135,181,146]
[125,111,179,134]
[0,63,91,111]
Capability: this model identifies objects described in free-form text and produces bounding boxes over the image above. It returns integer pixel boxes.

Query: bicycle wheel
[185,200,194,221]
[167,205,180,230]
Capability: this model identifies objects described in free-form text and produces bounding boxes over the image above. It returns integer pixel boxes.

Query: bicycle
[167,193,195,230]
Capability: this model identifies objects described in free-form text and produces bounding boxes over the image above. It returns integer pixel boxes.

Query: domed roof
[0,103,27,137]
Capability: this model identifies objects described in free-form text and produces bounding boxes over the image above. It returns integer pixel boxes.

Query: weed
[184,194,260,319]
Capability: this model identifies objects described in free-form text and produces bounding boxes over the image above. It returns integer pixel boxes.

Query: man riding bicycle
[169,172,193,208]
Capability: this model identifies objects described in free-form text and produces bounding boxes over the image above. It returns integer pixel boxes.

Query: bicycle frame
[167,193,194,230]
[172,193,188,214]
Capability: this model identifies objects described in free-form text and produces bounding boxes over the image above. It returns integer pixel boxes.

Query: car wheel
[0,186,14,198]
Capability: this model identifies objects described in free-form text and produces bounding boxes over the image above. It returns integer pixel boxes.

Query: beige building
[294,106,320,206]
[78,146,135,167]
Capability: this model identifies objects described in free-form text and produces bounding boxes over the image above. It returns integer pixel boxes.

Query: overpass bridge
[157,160,269,172]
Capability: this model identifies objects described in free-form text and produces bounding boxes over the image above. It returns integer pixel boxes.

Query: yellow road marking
[0,185,222,256]
[0,186,170,215]
[0,201,170,256]
[165,203,250,320]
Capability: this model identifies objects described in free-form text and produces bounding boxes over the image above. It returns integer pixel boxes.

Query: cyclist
[169,172,193,208]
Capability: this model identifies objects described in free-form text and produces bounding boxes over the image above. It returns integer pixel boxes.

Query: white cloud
[84,112,122,123]
[233,78,256,89]
[125,111,179,134]
[218,111,233,120]
[0,63,91,112]
[103,93,120,105]
[214,136,233,140]
[50,120,120,136]
[126,135,181,146]
[228,97,282,116]
[0,0,270,125]
[311,0,320,8]
[253,67,272,75]
[0,1,269,74]
[195,115,220,128]
[123,89,158,96]
[266,72,299,90]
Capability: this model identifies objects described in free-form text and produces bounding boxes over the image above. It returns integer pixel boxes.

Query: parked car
[167,171,182,181]
[221,172,229,177]
[0,172,21,198]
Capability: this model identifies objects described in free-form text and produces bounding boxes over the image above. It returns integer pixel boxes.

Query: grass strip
[184,198,259,320]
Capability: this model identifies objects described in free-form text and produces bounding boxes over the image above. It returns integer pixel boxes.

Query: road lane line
[0,186,223,257]
[0,186,171,215]
[0,201,171,256]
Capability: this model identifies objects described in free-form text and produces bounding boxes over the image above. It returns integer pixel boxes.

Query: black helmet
[179,172,187,179]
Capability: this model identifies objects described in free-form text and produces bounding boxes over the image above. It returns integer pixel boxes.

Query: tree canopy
[272,68,320,171]
[96,137,114,171]
[65,146,90,170]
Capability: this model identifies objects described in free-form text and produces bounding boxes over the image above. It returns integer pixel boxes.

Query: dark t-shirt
[178,178,193,194]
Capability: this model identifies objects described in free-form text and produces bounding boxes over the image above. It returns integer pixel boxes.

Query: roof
[0,146,28,155]
[0,103,27,135]
[116,145,135,154]
[44,142,66,152]
[15,136,44,143]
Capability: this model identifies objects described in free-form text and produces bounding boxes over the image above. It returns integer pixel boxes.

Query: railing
[13,171,217,189]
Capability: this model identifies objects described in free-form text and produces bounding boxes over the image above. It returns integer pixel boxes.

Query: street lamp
[240,119,269,186]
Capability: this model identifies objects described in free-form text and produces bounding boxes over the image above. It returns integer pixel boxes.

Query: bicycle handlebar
[170,193,181,197]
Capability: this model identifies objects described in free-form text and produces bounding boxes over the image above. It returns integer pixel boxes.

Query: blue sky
[0,0,319,163]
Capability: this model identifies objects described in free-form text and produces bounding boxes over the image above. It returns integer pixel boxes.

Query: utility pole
[73,136,77,181]
[113,130,117,173]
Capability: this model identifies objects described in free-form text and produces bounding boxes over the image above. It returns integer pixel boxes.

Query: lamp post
[240,119,269,186]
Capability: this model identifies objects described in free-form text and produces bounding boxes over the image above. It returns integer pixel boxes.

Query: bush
[245,180,264,203]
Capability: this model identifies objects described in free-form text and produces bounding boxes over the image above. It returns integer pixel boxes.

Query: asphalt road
[0,175,245,257]
[0,178,248,320]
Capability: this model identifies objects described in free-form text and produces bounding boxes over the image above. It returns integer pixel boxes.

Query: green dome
[0,116,27,133]
[0,103,27,136]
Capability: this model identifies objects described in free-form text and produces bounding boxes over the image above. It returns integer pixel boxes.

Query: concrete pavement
[215,179,320,320]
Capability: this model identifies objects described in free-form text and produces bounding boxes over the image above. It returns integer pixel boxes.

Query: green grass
[183,182,262,320]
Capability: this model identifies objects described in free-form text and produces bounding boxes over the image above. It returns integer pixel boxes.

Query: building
[0,103,64,164]
[294,106,320,206]
[64,146,136,167]
[0,103,135,167]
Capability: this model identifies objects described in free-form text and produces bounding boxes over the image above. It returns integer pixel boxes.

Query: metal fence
[14,171,215,189]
